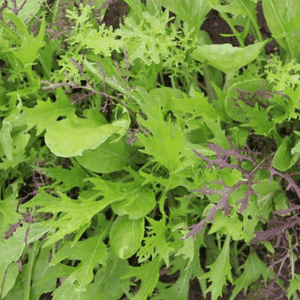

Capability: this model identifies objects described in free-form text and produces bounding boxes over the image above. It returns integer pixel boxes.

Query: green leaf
[121,256,161,300]
[0,120,13,160]
[31,247,74,299]
[161,0,211,30]
[119,10,177,66]
[84,255,131,300]
[26,189,119,247]
[110,215,144,259]
[209,210,243,241]
[134,87,183,172]
[12,88,75,136]
[3,0,43,23]
[262,0,300,60]
[273,135,300,171]
[210,0,257,19]
[0,98,22,161]
[225,79,265,122]
[111,187,156,219]
[201,235,233,300]
[41,159,90,192]
[191,42,266,74]
[204,116,231,149]
[44,109,130,157]
[230,253,269,300]
[137,218,174,266]
[50,235,108,286]
[76,135,136,173]
[287,274,300,299]
[6,14,45,66]
[0,223,50,269]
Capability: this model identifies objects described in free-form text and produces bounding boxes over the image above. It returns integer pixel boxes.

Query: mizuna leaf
[133,87,183,172]
[137,218,174,267]
[201,235,233,300]
[25,189,121,248]
[12,88,75,136]
[121,256,161,300]
[6,14,45,66]
[230,253,270,300]
[111,187,156,219]
[50,235,108,286]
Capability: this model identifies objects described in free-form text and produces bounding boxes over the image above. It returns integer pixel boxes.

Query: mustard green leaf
[84,255,131,300]
[7,14,45,66]
[45,114,129,157]
[161,0,211,30]
[110,215,144,259]
[0,120,13,160]
[201,235,233,300]
[262,0,300,59]
[210,0,257,19]
[230,253,269,300]
[287,274,300,299]
[137,217,174,267]
[121,256,161,300]
[209,210,243,241]
[273,135,300,171]
[191,42,266,74]
[75,135,135,173]
[25,189,120,248]
[31,247,74,299]
[50,235,108,286]
[134,87,183,172]
[111,187,156,219]
[204,116,231,150]
[3,1,43,23]
[0,223,50,269]
[12,88,76,136]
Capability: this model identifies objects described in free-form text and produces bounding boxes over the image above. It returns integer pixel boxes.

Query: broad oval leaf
[76,135,135,173]
[110,215,144,259]
[45,116,129,157]
[273,135,300,171]
[111,188,156,219]
[225,79,270,122]
[191,42,266,74]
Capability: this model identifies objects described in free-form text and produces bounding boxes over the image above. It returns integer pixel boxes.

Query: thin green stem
[203,65,215,102]
[219,12,245,48]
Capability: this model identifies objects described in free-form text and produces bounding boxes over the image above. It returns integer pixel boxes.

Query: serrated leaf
[12,88,75,136]
[121,256,161,300]
[25,189,121,247]
[50,235,108,286]
[230,252,268,300]
[209,210,243,241]
[133,87,183,172]
[111,187,156,219]
[201,235,233,300]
